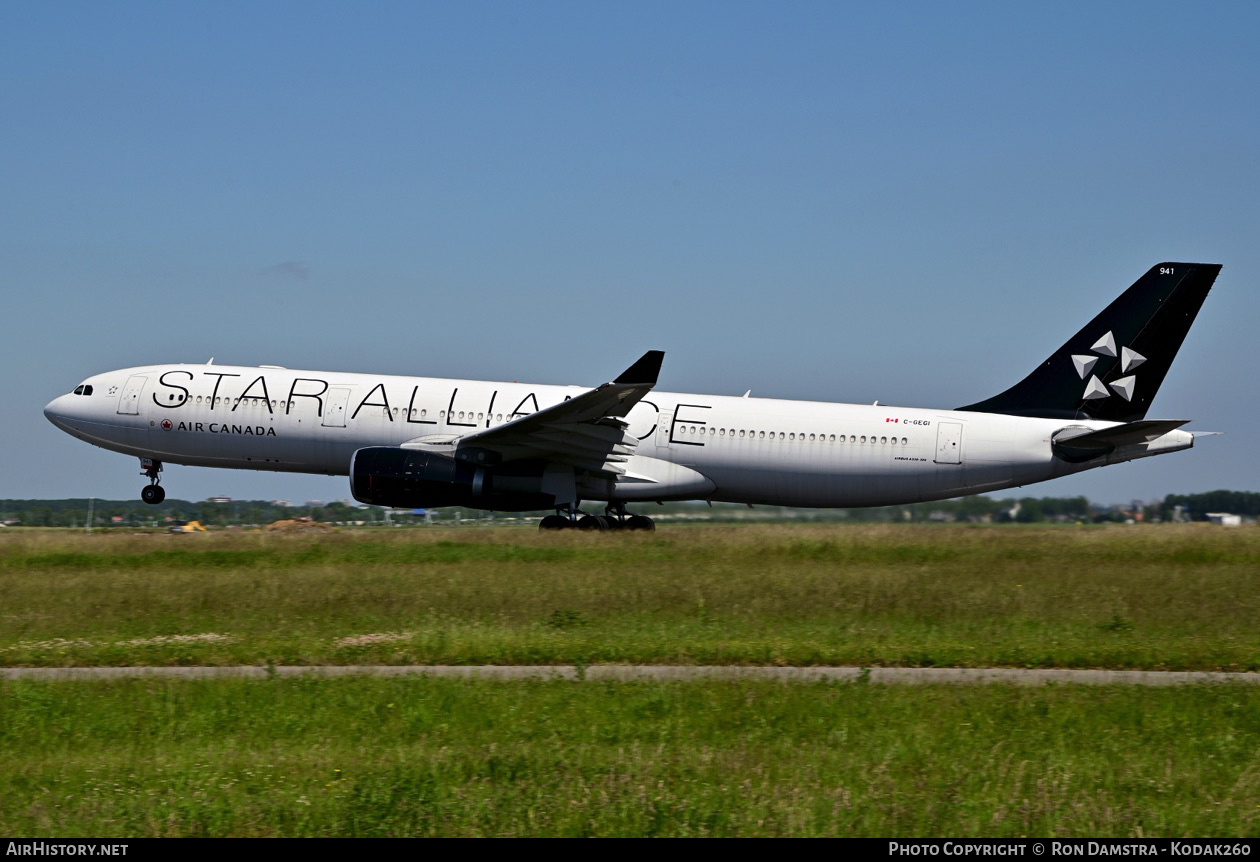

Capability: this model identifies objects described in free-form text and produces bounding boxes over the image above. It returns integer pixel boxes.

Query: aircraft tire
[141,485,165,505]
[577,515,608,531]
[626,515,655,531]
[538,515,570,531]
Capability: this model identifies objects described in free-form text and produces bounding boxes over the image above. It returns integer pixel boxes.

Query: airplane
[44,262,1220,531]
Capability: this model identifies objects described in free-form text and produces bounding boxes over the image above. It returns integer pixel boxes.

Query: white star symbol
[1074,332,1145,402]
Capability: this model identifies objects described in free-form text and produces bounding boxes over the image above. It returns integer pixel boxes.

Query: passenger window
[809,434,815,441]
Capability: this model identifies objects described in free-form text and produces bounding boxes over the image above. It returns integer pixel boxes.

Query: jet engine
[349,447,556,511]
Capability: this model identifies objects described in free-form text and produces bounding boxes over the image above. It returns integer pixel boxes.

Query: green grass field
[3,677,1259,837]
[4,525,1259,837]
[2,525,1258,669]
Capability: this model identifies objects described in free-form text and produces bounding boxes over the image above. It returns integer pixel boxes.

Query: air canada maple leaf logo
[1072,331,1145,402]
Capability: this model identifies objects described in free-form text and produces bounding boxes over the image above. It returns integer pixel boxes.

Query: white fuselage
[44,363,1194,508]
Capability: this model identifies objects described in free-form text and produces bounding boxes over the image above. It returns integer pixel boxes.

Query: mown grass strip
[3,526,1258,670]
[2,677,1258,837]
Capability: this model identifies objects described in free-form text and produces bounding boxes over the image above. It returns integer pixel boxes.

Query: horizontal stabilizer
[1052,419,1188,462]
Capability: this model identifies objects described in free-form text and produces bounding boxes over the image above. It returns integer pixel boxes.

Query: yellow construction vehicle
[168,520,208,534]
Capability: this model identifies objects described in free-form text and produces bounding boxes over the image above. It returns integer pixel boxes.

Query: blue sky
[3,1,1256,506]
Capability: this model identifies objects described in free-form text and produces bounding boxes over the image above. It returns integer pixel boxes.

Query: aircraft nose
[44,394,73,430]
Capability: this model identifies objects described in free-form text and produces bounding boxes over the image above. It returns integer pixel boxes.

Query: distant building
[1206,513,1243,527]
[208,497,232,503]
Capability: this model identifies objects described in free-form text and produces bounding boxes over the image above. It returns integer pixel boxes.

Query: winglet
[614,350,665,386]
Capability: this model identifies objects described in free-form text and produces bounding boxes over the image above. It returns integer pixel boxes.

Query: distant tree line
[0,499,373,529]
[732,495,1096,524]
[1161,491,1260,521]
[0,490,1253,528]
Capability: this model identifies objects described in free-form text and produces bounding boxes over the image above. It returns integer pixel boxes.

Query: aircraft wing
[443,350,664,477]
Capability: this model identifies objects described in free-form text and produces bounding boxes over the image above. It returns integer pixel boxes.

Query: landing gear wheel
[139,458,165,504]
[625,515,655,531]
[539,515,570,531]
[577,514,610,531]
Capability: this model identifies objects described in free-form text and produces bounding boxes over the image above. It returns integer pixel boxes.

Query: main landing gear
[539,503,655,532]
[139,458,166,505]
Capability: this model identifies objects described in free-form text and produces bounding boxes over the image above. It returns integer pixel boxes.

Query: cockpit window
[83,385,93,396]
[73,385,84,395]
[72,384,94,396]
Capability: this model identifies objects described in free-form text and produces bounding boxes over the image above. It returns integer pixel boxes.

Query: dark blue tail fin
[957,263,1220,423]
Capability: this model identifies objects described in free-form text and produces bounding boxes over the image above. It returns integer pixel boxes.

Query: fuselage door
[116,374,147,415]
[656,409,673,449]
[934,422,963,464]
[322,387,351,428]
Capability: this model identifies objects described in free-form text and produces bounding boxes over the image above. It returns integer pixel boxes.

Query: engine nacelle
[349,447,556,511]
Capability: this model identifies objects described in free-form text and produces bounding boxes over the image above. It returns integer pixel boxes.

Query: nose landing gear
[139,458,166,504]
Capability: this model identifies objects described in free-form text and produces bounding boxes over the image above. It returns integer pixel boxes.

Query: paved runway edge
[3,666,1260,685]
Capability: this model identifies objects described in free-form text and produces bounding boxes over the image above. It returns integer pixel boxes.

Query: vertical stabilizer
[957,262,1220,422]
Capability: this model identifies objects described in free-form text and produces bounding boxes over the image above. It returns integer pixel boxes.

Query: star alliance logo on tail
[1072,331,1145,402]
